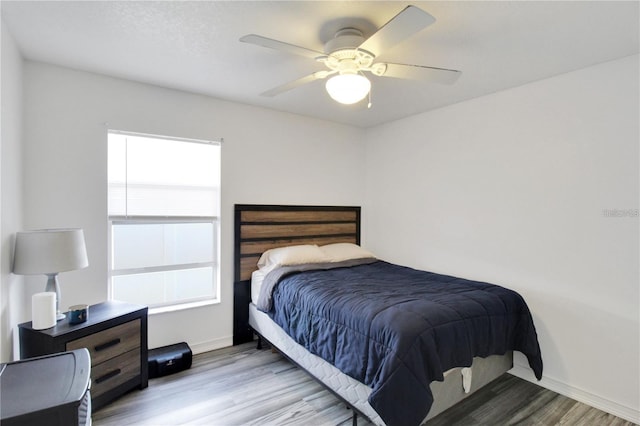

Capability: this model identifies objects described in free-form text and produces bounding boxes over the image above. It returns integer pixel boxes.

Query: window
[107,131,221,311]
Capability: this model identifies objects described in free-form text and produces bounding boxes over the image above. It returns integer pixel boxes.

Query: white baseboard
[189,336,233,355]
[509,364,640,424]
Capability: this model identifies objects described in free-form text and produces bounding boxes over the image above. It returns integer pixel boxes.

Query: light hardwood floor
[93,342,636,426]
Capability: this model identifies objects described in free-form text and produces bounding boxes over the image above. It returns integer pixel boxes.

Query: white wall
[364,55,639,422]
[22,61,365,353]
[1,20,26,362]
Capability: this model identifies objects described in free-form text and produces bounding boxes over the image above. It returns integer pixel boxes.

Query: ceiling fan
[240,5,461,106]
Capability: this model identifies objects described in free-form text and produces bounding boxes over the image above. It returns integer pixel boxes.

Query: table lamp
[12,228,89,320]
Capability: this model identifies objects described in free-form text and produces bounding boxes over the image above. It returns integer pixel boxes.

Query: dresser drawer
[91,349,140,398]
[66,319,140,365]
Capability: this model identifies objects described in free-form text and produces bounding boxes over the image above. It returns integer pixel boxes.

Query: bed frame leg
[256,335,263,350]
[352,411,357,426]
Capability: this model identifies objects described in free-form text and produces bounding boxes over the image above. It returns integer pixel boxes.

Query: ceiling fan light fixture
[325,73,371,105]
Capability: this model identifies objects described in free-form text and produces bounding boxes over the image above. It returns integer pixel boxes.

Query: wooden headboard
[234,204,361,281]
[233,204,361,344]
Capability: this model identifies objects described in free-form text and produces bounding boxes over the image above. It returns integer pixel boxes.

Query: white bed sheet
[251,269,266,305]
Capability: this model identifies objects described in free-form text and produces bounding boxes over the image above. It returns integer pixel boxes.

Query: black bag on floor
[148,342,192,378]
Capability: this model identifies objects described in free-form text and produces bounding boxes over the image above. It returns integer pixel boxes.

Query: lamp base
[45,273,66,322]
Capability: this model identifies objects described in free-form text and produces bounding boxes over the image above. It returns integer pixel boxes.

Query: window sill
[149,298,219,315]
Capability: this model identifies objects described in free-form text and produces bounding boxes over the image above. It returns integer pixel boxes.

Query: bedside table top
[18,300,147,336]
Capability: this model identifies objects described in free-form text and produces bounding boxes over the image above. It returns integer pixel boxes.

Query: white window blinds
[108,132,220,217]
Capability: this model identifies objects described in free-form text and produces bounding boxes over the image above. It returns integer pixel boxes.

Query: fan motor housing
[321,28,375,71]
[324,28,368,55]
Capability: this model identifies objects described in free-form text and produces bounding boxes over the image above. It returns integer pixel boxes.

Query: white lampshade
[325,73,371,105]
[13,228,89,275]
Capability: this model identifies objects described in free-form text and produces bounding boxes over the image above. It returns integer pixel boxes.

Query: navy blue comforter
[264,260,543,426]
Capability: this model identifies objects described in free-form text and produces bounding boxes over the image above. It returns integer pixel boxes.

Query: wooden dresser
[18,300,148,410]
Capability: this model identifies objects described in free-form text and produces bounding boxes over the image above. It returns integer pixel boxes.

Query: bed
[233,204,543,426]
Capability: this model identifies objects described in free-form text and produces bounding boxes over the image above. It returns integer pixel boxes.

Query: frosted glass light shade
[13,228,89,275]
[325,74,371,105]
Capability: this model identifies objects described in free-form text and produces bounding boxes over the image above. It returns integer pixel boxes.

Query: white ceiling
[2,1,638,128]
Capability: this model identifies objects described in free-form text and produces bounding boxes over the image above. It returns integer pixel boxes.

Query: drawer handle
[95,369,121,384]
[94,338,121,352]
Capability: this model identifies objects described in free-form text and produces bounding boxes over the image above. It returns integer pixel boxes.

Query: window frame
[107,130,221,313]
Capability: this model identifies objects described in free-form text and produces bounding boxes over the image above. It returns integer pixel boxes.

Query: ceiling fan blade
[240,34,323,59]
[381,63,461,85]
[261,71,334,97]
[358,6,436,57]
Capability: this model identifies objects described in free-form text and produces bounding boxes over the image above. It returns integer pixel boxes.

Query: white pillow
[257,244,329,273]
[320,243,376,262]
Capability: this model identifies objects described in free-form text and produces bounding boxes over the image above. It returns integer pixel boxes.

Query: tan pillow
[320,243,376,262]
[257,244,329,273]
